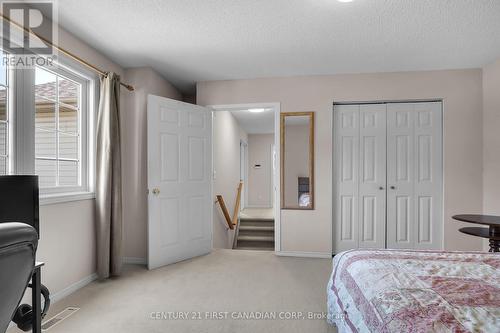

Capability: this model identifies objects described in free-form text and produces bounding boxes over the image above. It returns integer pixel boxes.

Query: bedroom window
[2,55,96,203]
[32,64,93,199]
[35,67,82,189]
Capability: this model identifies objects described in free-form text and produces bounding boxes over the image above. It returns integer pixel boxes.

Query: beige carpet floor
[239,208,274,220]
[11,249,336,333]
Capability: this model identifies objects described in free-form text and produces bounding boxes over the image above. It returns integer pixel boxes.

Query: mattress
[327,249,500,333]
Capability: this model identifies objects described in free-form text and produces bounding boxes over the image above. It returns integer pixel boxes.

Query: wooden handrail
[216,195,233,230]
[215,182,243,230]
[232,182,243,228]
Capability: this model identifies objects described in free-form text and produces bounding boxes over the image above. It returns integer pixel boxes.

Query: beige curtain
[96,72,123,279]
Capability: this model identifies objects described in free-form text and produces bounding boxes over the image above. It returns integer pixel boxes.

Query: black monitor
[0,175,39,237]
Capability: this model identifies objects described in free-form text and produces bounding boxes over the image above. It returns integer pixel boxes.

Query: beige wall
[283,124,309,208]
[247,134,274,207]
[483,58,500,217]
[197,69,484,253]
[122,67,182,260]
[213,111,248,248]
[38,200,96,296]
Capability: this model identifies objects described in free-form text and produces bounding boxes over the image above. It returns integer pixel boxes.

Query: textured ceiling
[230,110,275,134]
[55,0,500,93]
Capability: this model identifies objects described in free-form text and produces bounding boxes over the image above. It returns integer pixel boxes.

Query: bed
[327,249,500,333]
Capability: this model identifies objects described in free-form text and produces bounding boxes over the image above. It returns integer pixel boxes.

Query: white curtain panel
[95,72,123,279]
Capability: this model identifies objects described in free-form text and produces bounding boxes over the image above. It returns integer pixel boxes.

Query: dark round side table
[452,214,500,253]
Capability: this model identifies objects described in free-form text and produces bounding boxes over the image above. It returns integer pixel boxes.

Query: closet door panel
[387,104,415,248]
[358,104,386,248]
[334,105,360,252]
[387,102,443,250]
[413,102,442,249]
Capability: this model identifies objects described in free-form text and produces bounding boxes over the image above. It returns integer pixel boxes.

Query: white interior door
[358,105,387,248]
[147,95,212,270]
[386,102,443,250]
[240,140,248,209]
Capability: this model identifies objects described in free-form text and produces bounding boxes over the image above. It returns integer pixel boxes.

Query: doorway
[211,103,281,251]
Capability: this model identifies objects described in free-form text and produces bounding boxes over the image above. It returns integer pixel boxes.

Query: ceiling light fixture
[248,108,266,113]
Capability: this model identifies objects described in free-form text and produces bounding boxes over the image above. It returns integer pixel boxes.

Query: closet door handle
[379,186,384,190]
[390,186,396,190]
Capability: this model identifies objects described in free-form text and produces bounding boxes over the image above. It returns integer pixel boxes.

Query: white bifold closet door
[334,102,442,253]
[386,102,443,250]
[334,104,387,252]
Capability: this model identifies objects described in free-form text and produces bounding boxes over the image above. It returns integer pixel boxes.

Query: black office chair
[0,223,38,333]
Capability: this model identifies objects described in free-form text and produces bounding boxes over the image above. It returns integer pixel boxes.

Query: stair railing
[215,181,243,230]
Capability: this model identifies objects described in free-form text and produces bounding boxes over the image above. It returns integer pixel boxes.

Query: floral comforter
[327,249,500,332]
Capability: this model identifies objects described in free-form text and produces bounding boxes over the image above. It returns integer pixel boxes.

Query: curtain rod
[1,14,135,91]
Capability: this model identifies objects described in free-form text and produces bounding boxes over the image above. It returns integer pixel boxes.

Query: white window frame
[8,57,98,205]
[0,58,10,174]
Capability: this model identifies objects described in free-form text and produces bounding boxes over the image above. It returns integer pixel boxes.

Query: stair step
[235,247,274,251]
[236,240,275,249]
[238,230,274,238]
[237,235,274,242]
[240,217,274,223]
[239,225,274,232]
[239,220,274,228]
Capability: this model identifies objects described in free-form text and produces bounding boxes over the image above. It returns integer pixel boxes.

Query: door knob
[379,186,384,190]
[390,186,396,190]
[152,188,160,195]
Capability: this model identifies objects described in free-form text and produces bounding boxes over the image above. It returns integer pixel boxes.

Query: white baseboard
[123,257,147,265]
[50,273,98,304]
[276,251,332,259]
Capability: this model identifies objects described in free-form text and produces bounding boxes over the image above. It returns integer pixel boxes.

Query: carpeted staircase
[235,216,275,250]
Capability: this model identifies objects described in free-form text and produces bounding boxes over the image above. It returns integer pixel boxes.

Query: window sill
[40,191,95,206]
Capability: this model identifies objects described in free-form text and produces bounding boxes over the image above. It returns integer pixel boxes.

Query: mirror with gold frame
[280,112,314,210]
